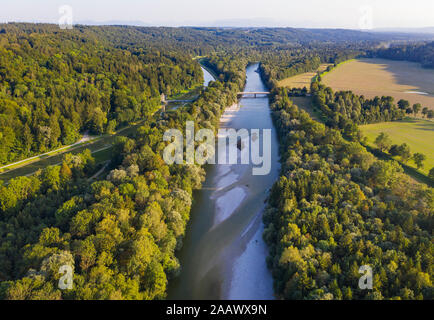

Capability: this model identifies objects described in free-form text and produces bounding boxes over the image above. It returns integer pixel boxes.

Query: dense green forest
[264,86,433,300]
[260,44,434,298]
[0,23,250,299]
[0,23,432,300]
[0,24,203,165]
[0,52,246,299]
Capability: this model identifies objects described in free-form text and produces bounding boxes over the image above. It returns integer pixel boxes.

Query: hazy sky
[1,0,434,29]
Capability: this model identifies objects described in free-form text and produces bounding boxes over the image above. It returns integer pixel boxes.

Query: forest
[264,86,433,300]
[370,42,434,69]
[0,23,432,300]
[0,24,203,165]
[0,24,248,299]
[0,59,245,300]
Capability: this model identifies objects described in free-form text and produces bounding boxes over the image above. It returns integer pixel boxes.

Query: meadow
[323,58,434,111]
[360,118,434,175]
[278,64,332,89]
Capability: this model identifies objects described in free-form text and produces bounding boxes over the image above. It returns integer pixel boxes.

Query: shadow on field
[361,58,434,96]
[365,145,434,187]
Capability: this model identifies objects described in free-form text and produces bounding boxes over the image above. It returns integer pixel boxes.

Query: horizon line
[1,20,434,31]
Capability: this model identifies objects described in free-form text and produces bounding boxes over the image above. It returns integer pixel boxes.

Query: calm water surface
[168,63,279,300]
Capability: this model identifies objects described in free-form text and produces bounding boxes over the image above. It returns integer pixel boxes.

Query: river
[167,63,280,300]
[202,65,215,87]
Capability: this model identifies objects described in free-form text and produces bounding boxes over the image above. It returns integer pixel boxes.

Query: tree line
[370,42,434,69]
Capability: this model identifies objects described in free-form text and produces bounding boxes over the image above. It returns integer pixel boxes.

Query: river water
[202,65,215,87]
[168,63,280,300]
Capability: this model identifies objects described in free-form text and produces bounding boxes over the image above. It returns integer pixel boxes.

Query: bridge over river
[237,91,270,98]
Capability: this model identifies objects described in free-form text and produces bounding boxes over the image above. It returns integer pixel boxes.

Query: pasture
[360,118,434,175]
[278,64,332,89]
[322,58,434,111]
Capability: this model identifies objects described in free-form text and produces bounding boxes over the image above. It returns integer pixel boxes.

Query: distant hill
[76,20,151,27]
[3,23,433,54]
[374,27,434,34]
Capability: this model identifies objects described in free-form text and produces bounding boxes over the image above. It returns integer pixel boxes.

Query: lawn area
[323,58,434,111]
[278,64,332,89]
[360,118,434,175]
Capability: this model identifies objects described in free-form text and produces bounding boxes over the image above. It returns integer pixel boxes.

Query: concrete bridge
[237,91,270,98]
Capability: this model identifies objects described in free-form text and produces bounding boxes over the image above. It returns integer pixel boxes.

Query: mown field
[278,64,332,89]
[291,96,320,121]
[323,58,434,111]
[360,118,434,175]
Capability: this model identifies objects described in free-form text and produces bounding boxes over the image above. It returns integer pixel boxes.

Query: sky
[1,0,434,29]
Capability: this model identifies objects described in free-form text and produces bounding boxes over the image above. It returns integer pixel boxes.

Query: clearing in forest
[278,64,332,89]
[291,96,320,121]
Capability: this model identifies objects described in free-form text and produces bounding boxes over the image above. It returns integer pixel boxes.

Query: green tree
[397,143,412,163]
[397,99,410,110]
[389,144,400,156]
[374,132,392,152]
[412,153,426,170]
[428,167,434,180]
[412,103,422,116]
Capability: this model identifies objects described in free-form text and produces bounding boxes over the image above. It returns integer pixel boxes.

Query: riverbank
[167,63,279,300]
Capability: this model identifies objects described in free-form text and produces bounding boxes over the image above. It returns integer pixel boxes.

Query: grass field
[167,84,202,100]
[323,58,434,111]
[360,118,434,175]
[278,64,332,89]
[290,96,320,121]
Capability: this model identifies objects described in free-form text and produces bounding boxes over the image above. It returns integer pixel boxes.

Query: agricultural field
[278,64,332,89]
[360,118,434,175]
[323,58,434,111]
